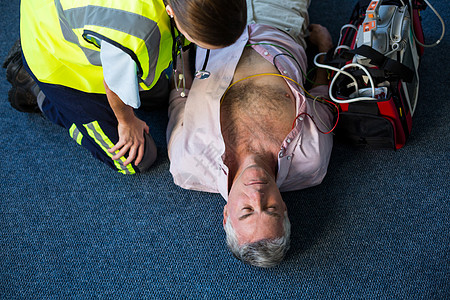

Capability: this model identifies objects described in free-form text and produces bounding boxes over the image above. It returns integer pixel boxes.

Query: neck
[227,151,278,191]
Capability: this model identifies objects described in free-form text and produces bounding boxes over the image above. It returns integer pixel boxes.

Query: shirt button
[287,156,292,160]
[279,151,284,158]
[283,70,288,74]
[264,51,269,56]
[287,139,291,143]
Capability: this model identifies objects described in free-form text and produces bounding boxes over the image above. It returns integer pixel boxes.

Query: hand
[308,24,333,53]
[109,116,150,166]
[103,79,149,167]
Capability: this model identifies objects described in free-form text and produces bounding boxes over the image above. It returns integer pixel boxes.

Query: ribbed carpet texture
[1,0,448,299]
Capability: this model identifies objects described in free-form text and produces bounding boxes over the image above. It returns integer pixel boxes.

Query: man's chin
[240,165,271,182]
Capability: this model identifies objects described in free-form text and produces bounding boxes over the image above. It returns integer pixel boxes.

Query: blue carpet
[1,0,448,299]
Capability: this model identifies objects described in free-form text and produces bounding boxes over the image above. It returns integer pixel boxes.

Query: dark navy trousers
[23,56,168,174]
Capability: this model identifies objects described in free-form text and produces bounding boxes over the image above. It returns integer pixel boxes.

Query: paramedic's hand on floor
[104,79,149,167]
[111,116,149,167]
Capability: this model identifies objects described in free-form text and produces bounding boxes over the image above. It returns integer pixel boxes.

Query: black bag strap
[346,45,414,82]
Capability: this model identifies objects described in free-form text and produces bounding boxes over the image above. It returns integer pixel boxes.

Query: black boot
[3,39,41,113]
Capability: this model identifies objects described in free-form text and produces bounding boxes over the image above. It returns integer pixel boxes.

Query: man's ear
[166,5,174,18]
[222,205,228,227]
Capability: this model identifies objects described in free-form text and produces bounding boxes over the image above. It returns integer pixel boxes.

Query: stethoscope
[194,49,210,79]
[170,19,211,97]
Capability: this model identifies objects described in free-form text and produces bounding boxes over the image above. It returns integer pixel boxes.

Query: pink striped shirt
[167,24,333,201]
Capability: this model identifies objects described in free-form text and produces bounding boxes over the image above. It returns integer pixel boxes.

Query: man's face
[223,165,287,244]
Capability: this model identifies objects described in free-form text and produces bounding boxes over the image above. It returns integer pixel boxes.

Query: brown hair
[166,0,247,47]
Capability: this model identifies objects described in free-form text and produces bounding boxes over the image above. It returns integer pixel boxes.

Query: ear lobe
[222,205,228,227]
[166,5,174,18]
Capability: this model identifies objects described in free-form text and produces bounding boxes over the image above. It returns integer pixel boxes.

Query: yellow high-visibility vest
[21,0,173,94]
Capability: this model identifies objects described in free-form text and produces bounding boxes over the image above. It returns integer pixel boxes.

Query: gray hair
[224,211,291,268]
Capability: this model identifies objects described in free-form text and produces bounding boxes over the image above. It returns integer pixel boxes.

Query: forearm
[104,79,136,123]
[308,24,334,88]
[313,52,331,87]
[104,79,149,166]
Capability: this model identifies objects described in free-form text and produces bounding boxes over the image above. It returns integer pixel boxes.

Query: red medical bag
[326,0,427,149]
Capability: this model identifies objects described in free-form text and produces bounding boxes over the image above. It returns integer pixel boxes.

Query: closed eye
[239,213,254,221]
[265,210,281,219]
[238,209,280,221]
[265,206,281,219]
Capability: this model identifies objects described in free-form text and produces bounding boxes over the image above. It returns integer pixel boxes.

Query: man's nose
[247,189,265,205]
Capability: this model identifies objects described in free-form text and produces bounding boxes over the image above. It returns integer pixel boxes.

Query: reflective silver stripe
[54,0,101,66]
[71,127,83,145]
[37,91,46,112]
[54,0,160,86]
[84,122,132,175]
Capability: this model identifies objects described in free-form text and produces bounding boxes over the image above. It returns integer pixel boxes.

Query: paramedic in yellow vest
[5,0,247,174]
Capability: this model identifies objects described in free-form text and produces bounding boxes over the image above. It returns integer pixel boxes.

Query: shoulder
[169,152,222,194]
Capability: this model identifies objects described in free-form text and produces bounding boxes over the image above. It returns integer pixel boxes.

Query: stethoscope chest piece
[195,70,211,79]
[195,49,211,80]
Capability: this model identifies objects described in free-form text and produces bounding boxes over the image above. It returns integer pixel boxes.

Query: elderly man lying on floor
[166,0,334,267]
